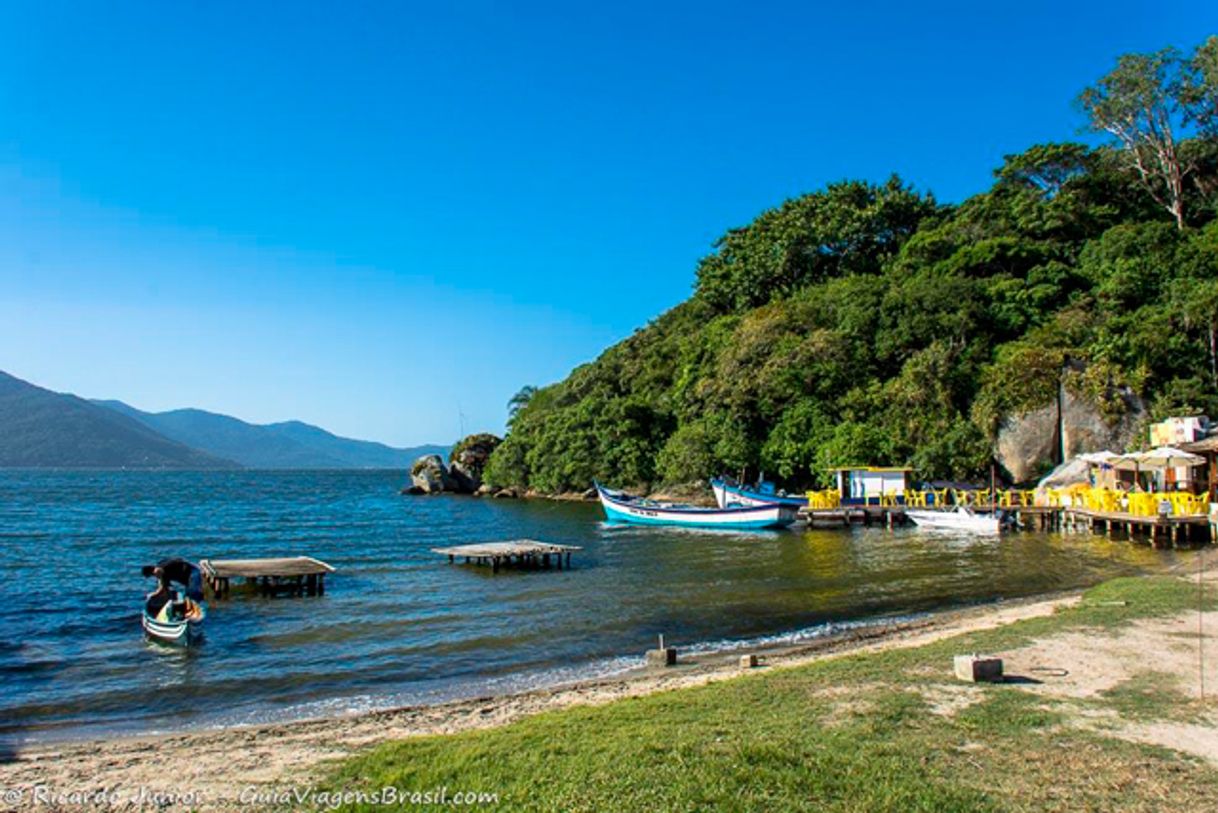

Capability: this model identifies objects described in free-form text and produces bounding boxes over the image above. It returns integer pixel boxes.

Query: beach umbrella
[1111,452,1148,490]
[1132,446,1204,469]
[1111,452,1144,470]
[1114,447,1204,491]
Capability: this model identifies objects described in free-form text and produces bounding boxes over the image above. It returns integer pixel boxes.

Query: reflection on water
[0,470,1194,742]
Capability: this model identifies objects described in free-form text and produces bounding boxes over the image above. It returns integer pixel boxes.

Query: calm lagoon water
[0,470,1189,743]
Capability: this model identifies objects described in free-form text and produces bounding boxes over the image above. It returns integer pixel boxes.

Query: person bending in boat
[142,558,204,601]
[144,566,176,622]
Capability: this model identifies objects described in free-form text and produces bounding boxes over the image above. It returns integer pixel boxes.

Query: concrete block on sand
[954,654,1004,683]
[646,647,677,667]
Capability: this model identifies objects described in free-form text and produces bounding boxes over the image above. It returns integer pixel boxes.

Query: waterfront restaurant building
[832,467,912,505]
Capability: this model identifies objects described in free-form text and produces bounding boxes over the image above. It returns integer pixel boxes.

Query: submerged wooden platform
[200,556,335,597]
[433,540,581,573]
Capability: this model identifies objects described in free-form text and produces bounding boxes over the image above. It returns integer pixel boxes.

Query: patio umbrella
[1111,452,1148,490]
[1077,450,1120,488]
[1114,447,1204,491]
[1132,446,1205,469]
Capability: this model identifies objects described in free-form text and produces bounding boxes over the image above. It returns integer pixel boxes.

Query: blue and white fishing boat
[141,602,206,646]
[711,477,807,509]
[141,559,207,646]
[595,483,797,530]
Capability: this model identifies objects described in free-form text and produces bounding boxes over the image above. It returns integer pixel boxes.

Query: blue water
[0,470,1186,743]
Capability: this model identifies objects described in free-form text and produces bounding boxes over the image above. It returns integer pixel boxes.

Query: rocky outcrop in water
[403,433,503,496]
[449,433,501,492]
[406,454,457,494]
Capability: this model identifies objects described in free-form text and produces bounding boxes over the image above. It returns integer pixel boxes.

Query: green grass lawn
[324,576,1218,811]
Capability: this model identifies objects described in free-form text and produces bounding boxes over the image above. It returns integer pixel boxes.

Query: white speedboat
[906,506,1000,534]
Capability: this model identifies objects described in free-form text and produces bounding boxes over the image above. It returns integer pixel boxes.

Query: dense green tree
[483,43,1218,494]
[694,177,936,312]
[507,386,537,418]
[1079,41,1218,229]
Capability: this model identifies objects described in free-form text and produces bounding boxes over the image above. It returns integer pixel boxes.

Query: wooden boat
[711,477,807,509]
[595,483,797,529]
[142,600,206,646]
[141,558,207,646]
[906,506,1001,534]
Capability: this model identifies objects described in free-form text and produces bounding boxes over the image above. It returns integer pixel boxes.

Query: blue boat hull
[597,484,796,529]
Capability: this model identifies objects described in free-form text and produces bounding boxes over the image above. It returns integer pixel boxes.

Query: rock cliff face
[996,380,1144,484]
[408,454,456,494]
[1059,389,1143,459]
[448,433,501,492]
[995,404,1060,484]
[403,434,503,496]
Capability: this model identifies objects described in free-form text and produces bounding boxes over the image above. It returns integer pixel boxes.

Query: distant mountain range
[0,371,237,469]
[94,400,447,469]
[0,369,445,469]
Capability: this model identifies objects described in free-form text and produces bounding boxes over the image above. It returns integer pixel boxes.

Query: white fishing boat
[906,506,1001,534]
[595,483,797,529]
[141,602,206,646]
[141,559,207,646]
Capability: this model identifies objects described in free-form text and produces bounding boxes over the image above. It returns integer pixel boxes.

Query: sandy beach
[0,591,1089,811]
[7,570,1218,811]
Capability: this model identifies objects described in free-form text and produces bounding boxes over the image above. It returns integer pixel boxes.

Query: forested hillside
[486,40,1218,493]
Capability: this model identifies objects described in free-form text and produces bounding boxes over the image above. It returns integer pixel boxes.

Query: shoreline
[0,588,1082,809]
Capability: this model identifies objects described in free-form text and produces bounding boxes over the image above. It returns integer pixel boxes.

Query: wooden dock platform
[200,556,335,597]
[798,503,1207,542]
[799,506,907,527]
[1062,509,1212,547]
[432,540,581,573]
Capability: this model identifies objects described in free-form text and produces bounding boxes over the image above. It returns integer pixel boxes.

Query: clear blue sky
[1,2,1212,446]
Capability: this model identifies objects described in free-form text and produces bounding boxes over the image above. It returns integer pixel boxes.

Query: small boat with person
[711,477,807,509]
[595,482,798,529]
[141,558,207,646]
[906,506,1001,534]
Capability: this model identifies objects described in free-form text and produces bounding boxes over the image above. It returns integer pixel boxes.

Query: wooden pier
[432,540,581,573]
[800,503,1211,546]
[200,556,335,598]
[800,506,907,528]
[1062,509,1213,548]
